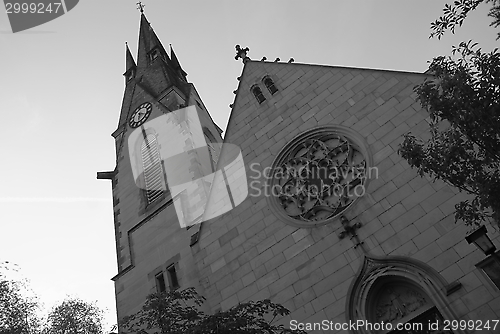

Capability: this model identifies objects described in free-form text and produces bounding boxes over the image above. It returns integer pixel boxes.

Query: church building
[99,12,500,334]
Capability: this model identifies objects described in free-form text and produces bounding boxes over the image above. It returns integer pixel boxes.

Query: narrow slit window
[167,265,179,290]
[141,134,165,204]
[251,85,266,104]
[150,49,159,61]
[155,272,166,293]
[126,69,135,82]
[203,130,219,172]
[263,76,278,95]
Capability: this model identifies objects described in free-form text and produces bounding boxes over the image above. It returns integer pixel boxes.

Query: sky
[0,0,497,330]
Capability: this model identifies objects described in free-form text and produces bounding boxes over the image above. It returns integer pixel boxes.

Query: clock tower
[98,12,222,326]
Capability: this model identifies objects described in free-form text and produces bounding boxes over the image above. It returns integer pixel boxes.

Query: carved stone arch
[345,255,464,334]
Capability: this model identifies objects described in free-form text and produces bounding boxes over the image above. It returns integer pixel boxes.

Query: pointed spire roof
[170,44,187,78]
[137,13,170,67]
[125,42,136,72]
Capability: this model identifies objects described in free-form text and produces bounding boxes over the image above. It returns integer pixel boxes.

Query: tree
[120,287,307,334]
[0,261,41,334]
[190,299,307,334]
[44,297,106,334]
[120,288,203,334]
[399,1,500,227]
[430,0,500,39]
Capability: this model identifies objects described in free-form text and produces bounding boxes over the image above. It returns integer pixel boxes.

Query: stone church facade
[99,13,500,334]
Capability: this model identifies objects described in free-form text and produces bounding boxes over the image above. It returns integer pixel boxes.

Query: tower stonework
[100,17,500,333]
[100,14,222,324]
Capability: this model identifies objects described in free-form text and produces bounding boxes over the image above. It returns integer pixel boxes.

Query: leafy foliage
[121,288,204,334]
[430,0,500,39]
[44,297,106,334]
[0,261,41,334]
[399,41,500,226]
[120,287,307,334]
[190,299,305,334]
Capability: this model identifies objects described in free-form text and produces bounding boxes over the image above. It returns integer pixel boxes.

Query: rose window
[268,127,369,224]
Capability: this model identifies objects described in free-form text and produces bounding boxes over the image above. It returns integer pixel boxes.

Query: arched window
[251,85,266,104]
[141,133,166,204]
[263,76,278,95]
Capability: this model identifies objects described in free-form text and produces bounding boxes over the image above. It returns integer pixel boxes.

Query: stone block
[269,269,300,296]
[237,283,259,302]
[378,203,407,225]
[413,241,441,263]
[412,226,439,249]
[256,269,280,290]
[352,74,376,93]
[428,248,460,271]
[460,285,495,312]
[413,207,445,233]
[401,184,435,210]
[372,181,397,202]
[284,236,314,261]
[374,77,398,95]
[391,204,426,232]
[241,271,256,287]
[293,268,324,294]
[277,250,310,278]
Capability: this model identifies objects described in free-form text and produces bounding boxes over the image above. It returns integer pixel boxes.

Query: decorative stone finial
[136,1,145,13]
[235,45,250,63]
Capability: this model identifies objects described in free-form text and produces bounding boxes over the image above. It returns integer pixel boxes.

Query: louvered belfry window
[141,134,165,204]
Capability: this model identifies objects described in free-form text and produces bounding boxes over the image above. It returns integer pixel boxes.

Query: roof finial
[235,45,250,63]
[136,1,145,13]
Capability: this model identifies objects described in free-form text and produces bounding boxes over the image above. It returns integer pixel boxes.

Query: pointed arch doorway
[346,255,464,334]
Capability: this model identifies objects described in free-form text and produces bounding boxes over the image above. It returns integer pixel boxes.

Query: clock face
[129,102,152,128]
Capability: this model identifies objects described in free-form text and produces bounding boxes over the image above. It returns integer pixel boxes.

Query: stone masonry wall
[193,61,500,333]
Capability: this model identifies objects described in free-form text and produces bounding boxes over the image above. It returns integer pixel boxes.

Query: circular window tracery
[267,126,371,226]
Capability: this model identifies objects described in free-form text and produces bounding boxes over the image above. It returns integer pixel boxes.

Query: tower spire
[170,44,187,79]
[136,10,171,68]
[125,42,136,71]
